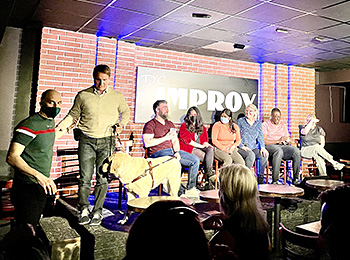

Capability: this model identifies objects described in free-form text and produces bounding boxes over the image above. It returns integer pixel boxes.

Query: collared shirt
[237,117,265,150]
[93,86,108,96]
[262,120,289,141]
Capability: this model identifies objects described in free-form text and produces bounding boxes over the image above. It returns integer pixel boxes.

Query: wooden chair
[55,147,125,209]
[294,138,318,178]
[279,223,320,260]
[0,180,15,228]
[266,159,289,184]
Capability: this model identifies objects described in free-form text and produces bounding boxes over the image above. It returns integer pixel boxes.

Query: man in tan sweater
[56,64,130,225]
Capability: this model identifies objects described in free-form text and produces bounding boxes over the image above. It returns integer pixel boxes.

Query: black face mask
[41,106,61,119]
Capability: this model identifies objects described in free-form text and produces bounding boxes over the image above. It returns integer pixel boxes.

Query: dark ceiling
[3,0,350,72]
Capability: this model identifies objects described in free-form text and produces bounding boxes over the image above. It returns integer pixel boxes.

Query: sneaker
[184,187,200,197]
[333,162,345,171]
[90,213,103,226]
[78,208,90,225]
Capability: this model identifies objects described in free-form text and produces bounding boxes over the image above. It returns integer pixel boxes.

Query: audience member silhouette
[124,200,211,260]
[204,164,270,260]
[1,223,50,260]
[318,184,350,260]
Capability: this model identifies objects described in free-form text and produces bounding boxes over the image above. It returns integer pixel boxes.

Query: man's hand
[114,124,124,134]
[36,175,57,195]
[174,151,181,160]
[261,147,269,157]
[241,146,251,151]
[165,131,177,141]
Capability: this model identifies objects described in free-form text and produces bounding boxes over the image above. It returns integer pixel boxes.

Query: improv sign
[135,67,258,123]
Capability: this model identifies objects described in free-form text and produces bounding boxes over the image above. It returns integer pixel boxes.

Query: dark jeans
[78,134,114,214]
[238,148,267,183]
[150,148,200,193]
[266,144,301,182]
[10,182,48,228]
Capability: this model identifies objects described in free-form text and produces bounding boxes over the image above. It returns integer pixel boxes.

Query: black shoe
[292,179,301,186]
[197,181,214,191]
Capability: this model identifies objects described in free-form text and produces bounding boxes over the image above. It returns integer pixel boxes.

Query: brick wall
[37,27,315,179]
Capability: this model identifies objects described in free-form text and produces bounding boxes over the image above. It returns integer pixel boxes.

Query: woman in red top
[179,107,214,189]
[211,109,245,166]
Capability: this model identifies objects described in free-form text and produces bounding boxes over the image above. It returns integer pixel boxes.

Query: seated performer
[299,114,344,176]
[142,100,200,197]
[237,104,269,184]
[211,109,245,167]
[179,106,215,190]
[262,108,301,185]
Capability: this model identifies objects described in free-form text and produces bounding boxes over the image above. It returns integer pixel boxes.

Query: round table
[199,189,219,203]
[306,179,345,191]
[258,184,304,254]
[127,196,181,213]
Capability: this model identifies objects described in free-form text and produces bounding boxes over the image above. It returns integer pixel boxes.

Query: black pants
[10,182,48,228]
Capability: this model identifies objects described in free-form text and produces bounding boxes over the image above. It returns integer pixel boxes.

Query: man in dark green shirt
[7,89,62,228]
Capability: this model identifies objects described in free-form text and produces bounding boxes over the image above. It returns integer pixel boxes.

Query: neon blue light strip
[95,36,100,66]
[287,65,291,134]
[113,39,119,89]
[258,62,263,120]
[275,64,278,108]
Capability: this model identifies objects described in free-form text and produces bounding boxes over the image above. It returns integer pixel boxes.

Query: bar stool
[266,160,289,184]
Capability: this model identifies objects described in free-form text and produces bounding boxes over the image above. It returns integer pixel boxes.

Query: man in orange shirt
[262,108,301,185]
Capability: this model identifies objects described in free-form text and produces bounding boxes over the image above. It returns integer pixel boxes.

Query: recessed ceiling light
[313,36,327,42]
[192,13,211,18]
[276,28,289,34]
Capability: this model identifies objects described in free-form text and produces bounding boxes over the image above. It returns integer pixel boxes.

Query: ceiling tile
[211,17,268,34]
[279,33,333,47]
[188,27,234,41]
[317,1,350,22]
[336,47,350,55]
[37,0,105,17]
[155,43,195,52]
[169,36,217,47]
[97,6,157,27]
[145,18,201,35]
[83,19,140,38]
[223,34,273,46]
[164,5,229,26]
[258,41,301,52]
[189,0,262,15]
[236,2,304,24]
[314,51,347,60]
[279,14,339,32]
[247,25,306,41]
[287,46,330,56]
[317,24,350,39]
[270,0,344,12]
[314,40,350,52]
[34,10,89,29]
[112,0,181,16]
[122,28,181,42]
